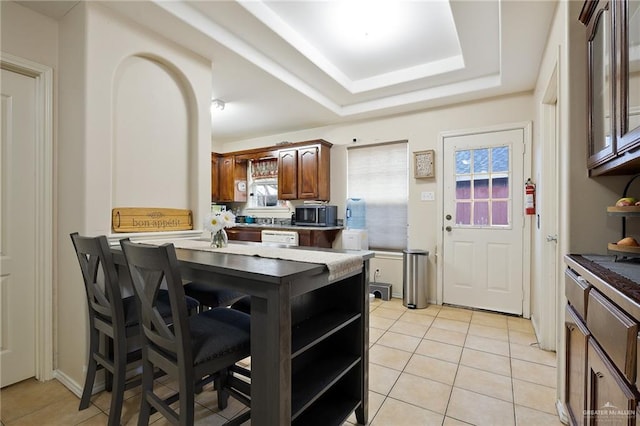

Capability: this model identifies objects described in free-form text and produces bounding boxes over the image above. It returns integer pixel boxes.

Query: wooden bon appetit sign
[112,207,193,233]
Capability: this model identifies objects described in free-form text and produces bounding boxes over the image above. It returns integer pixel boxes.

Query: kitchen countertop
[231,223,343,231]
[566,254,640,320]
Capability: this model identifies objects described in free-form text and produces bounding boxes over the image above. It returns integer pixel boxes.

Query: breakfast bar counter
[113,241,373,425]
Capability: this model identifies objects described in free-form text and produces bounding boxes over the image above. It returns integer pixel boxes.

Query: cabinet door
[226,227,261,242]
[566,305,589,426]
[233,160,247,203]
[211,153,220,202]
[587,339,637,425]
[278,149,298,200]
[219,156,235,202]
[297,146,319,199]
[617,0,640,152]
[584,0,617,168]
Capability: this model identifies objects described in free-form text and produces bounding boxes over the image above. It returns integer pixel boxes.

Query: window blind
[347,141,408,250]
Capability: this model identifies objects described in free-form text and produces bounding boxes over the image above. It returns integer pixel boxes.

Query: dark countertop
[231,223,343,231]
[565,254,640,320]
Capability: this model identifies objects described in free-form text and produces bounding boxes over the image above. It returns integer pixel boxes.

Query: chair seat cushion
[183,282,245,308]
[190,308,251,365]
[121,290,199,327]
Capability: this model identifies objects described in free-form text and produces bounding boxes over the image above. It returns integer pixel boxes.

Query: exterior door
[442,128,525,315]
[1,68,37,387]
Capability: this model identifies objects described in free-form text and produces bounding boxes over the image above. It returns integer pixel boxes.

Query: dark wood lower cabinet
[564,256,640,426]
[227,226,341,248]
[226,227,261,242]
[297,229,340,248]
[566,305,589,426]
[586,339,637,425]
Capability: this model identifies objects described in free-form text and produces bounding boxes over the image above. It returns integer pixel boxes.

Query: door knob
[445,226,452,232]
[546,234,558,242]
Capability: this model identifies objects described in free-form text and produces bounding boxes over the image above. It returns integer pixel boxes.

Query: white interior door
[442,128,525,315]
[1,68,37,387]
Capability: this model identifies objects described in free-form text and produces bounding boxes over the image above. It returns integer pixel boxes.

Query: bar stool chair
[120,239,251,426]
[70,233,199,426]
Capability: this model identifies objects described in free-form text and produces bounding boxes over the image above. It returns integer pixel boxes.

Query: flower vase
[210,228,228,248]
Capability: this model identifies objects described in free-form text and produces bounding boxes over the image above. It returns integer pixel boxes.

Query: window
[347,141,408,250]
[248,159,281,208]
[454,145,511,227]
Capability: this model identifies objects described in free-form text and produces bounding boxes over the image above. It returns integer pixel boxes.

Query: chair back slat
[120,240,193,364]
[70,233,126,328]
[126,265,175,349]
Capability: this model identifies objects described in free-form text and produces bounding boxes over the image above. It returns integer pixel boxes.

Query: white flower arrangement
[203,210,236,233]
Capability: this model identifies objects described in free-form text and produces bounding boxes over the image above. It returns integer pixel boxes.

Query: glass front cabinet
[581,0,640,175]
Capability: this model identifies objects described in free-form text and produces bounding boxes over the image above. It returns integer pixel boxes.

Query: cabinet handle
[567,325,575,332]
[595,372,604,379]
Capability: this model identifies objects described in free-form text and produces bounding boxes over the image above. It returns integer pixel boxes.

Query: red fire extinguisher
[525,178,536,215]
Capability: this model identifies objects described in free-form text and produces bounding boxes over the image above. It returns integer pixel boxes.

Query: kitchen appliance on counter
[295,205,338,227]
[342,229,369,250]
[261,229,299,246]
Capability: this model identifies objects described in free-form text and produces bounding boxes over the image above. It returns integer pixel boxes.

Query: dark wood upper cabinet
[298,145,331,200]
[617,0,640,152]
[278,149,298,200]
[582,0,616,169]
[217,155,247,203]
[582,0,640,175]
[215,139,331,203]
[278,140,331,201]
[211,153,220,202]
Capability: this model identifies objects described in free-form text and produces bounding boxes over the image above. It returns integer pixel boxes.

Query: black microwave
[294,205,338,227]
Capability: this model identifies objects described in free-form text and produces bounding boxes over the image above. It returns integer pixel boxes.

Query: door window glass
[454,146,511,227]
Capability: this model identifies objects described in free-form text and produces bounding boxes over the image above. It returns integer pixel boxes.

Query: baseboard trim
[556,399,570,424]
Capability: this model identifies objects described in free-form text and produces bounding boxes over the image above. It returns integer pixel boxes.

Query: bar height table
[113,244,371,425]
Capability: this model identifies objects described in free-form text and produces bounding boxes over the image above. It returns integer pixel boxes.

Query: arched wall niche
[112,53,198,211]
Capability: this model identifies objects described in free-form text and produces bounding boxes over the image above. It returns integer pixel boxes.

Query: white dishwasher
[261,229,299,246]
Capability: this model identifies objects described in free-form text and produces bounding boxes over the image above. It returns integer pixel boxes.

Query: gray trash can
[403,249,429,309]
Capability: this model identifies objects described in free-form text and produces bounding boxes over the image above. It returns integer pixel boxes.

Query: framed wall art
[414,150,435,178]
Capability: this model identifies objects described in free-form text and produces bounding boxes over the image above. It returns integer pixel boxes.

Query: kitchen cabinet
[218,155,247,203]
[211,153,220,202]
[583,0,615,169]
[278,149,298,199]
[586,339,637,425]
[564,255,640,425]
[565,305,589,426]
[296,228,341,248]
[226,227,261,243]
[278,140,331,201]
[214,139,332,203]
[227,226,341,248]
[581,0,640,175]
[616,0,640,154]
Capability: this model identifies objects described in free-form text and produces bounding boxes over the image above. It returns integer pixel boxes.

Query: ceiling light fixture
[211,98,226,111]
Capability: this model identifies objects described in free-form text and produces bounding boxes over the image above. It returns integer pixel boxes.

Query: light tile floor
[0,299,563,425]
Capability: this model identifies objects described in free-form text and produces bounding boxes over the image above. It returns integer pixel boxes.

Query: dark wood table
[114,244,371,425]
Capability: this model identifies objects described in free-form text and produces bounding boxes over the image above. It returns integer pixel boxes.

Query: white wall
[219,92,535,301]
[56,1,212,390]
[1,2,59,66]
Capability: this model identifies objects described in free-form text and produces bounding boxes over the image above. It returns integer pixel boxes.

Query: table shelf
[292,355,361,420]
[292,310,361,357]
